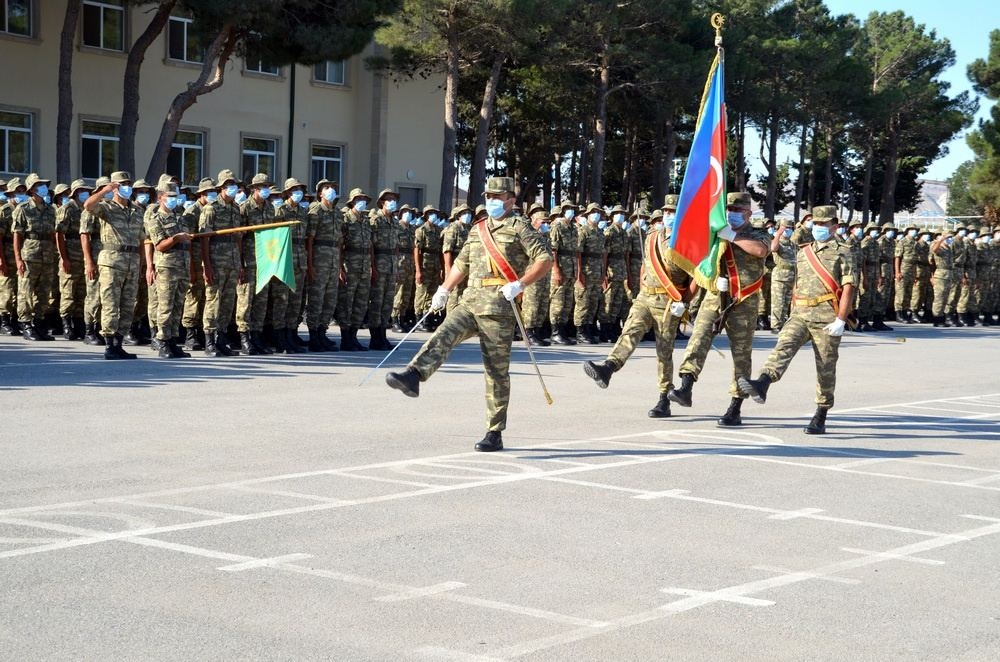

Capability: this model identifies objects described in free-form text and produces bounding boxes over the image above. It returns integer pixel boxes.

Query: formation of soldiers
[2,170,1000,362]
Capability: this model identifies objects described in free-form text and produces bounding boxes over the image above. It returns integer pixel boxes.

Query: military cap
[155,174,176,191]
[374,187,397,205]
[282,177,306,193]
[726,192,751,209]
[249,173,273,188]
[780,217,795,227]
[5,177,24,194]
[421,204,440,217]
[559,199,578,211]
[132,179,154,192]
[109,171,132,184]
[810,205,838,221]
[159,182,179,197]
[216,169,238,186]
[904,224,918,233]
[663,194,680,209]
[609,204,628,215]
[650,209,664,221]
[880,221,894,229]
[398,203,414,214]
[68,179,91,197]
[800,213,813,223]
[583,202,604,216]
[474,204,488,218]
[52,183,70,197]
[195,178,218,194]
[94,176,111,188]
[632,206,650,219]
[751,219,765,229]
[484,176,515,195]
[526,202,546,216]
[549,206,561,219]
[451,203,473,219]
[25,173,52,190]
[346,187,371,204]
[0,179,6,191]
[848,219,864,229]
[315,178,338,194]
[954,223,966,231]
[511,205,523,215]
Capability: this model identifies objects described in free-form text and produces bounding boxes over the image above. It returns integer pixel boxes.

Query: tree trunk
[468,53,505,203]
[793,122,808,221]
[807,123,818,209]
[620,124,632,206]
[579,131,589,204]
[823,124,834,204]
[56,1,81,183]
[438,17,460,212]
[764,112,780,218]
[553,153,562,204]
[627,129,639,209]
[664,119,677,197]
[878,116,902,225]
[734,112,747,190]
[120,0,176,175]
[652,117,665,204]
[568,143,578,203]
[861,131,875,223]
[589,45,610,202]
[146,27,237,180]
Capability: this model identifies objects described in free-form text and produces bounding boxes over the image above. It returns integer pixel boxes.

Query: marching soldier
[144,183,192,358]
[392,204,417,332]
[200,169,244,357]
[54,179,91,340]
[79,176,110,345]
[738,205,855,435]
[574,202,607,344]
[305,179,343,351]
[548,200,579,345]
[11,173,57,341]
[858,222,881,331]
[413,204,444,332]
[367,188,401,350]
[770,217,796,332]
[668,192,770,426]
[386,177,553,452]
[337,188,373,351]
[521,202,551,346]
[951,225,973,326]
[911,228,932,321]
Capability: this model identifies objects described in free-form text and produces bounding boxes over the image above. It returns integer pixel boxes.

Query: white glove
[499,280,524,301]
[824,318,846,337]
[716,277,729,293]
[717,226,737,242]
[431,286,450,311]
[669,301,686,317]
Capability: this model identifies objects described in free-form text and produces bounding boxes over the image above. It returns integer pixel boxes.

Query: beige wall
[0,1,442,203]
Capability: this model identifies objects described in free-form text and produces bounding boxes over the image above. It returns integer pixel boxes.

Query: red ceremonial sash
[646,231,684,302]
[475,219,519,283]
[723,245,764,302]
[801,244,842,316]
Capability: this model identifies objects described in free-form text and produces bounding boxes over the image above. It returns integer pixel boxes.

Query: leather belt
[344,248,370,255]
[582,252,603,258]
[312,240,338,248]
[420,249,441,255]
[374,248,395,255]
[794,293,836,307]
[640,286,669,295]
[24,232,53,240]
[470,277,507,287]
[105,244,139,253]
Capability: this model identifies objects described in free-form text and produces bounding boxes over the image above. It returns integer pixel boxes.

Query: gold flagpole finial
[711,13,724,48]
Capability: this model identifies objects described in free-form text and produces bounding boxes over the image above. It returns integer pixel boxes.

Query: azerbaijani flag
[668,51,727,291]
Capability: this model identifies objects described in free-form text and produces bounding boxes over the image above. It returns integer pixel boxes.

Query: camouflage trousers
[59,244,86,318]
[282,267,307,329]
[953,272,974,314]
[154,266,190,340]
[972,270,990,313]
[910,266,930,313]
[688,288,707,318]
[573,279,602,326]
[894,267,915,311]
[17,259,57,323]
[135,274,148,325]
[548,278,575,325]
[761,313,841,408]
[408,304,515,432]
[521,273,551,328]
[368,259,396,328]
[875,264,893,315]
[600,279,628,325]
[182,257,205,330]
[606,293,683,394]
[931,271,953,317]
[306,250,340,328]
[99,258,140,336]
[336,259,372,327]
[770,278,794,328]
[146,268,158,329]
[757,272,772,317]
[0,245,15,315]
[857,267,878,319]
[392,256,415,321]
[84,271,101,325]
[678,291,758,399]
[202,264,238,334]
[413,273,442,316]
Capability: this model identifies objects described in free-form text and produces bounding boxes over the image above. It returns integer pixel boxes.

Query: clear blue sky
[748,0,999,183]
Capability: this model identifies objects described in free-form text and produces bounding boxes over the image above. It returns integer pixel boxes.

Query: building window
[167,16,202,63]
[82,0,125,51]
[242,137,277,182]
[243,37,279,76]
[1,0,32,37]
[397,186,424,209]
[0,109,32,174]
[313,60,346,86]
[310,144,343,191]
[81,120,119,179]
[167,130,204,186]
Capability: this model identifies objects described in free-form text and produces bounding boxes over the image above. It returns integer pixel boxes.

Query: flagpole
[191,220,302,239]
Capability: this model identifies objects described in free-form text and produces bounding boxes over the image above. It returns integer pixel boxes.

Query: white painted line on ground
[0,537,68,545]
[840,547,945,566]
[113,499,236,518]
[829,458,891,470]
[834,393,1000,414]
[127,537,253,563]
[899,404,1000,415]
[661,587,775,608]
[326,470,442,489]
[962,514,1000,523]
[226,485,353,504]
[413,646,508,662]
[752,565,860,585]
[961,473,1000,486]
[218,553,314,572]
[768,508,825,520]
[374,581,467,602]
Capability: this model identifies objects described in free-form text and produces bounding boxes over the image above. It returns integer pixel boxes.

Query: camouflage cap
[159,182,179,197]
[764,218,776,226]
[474,204,488,218]
[156,174,177,191]
[374,187,397,205]
[249,173,273,188]
[68,178,91,197]
[663,194,680,209]
[216,169,238,186]
[52,183,70,197]
[559,199,578,211]
[94,176,111,188]
[651,209,664,221]
[881,221,895,229]
[726,192,751,209]
[421,204,441,217]
[609,204,627,215]
[751,219,765,229]
[526,202,546,216]
[848,219,863,228]
[109,171,132,184]
[810,205,838,221]
[25,173,52,190]
[347,187,371,204]
[282,177,306,193]
[451,203,472,219]
[583,202,604,216]
[5,177,24,193]
[549,206,561,219]
[195,178,218,194]
[904,224,918,233]
[315,178,338,194]
[780,217,795,227]
[632,206,650,219]
[132,179,154,192]
[484,176,515,195]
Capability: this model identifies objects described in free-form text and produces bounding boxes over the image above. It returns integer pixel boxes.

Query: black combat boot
[0,313,13,335]
[123,322,141,345]
[952,312,965,327]
[858,318,873,332]
[475,430,503,452]
[738,373,772,404]
[61,315,79,340]
[103,335,120,359]
[386,366,420,397]
[308,328,327,352]
[414,313,433,332]
[391,317,405,333]
[150,326,164,352]
[668,373,695,408]
[872,316,893,331]
[249,330,272,354]
[271,328,291,354]
[904,310,916,325]
[648,393,671,418]
[351,326,369,351]
[318,326,339,352]
[239,331,260,355]
[598,321,611,343]
[184,326,204,351]
[113,333,137,359]
[157,339,173,358]
[527,327,550,347]
[378,327,395,351]
[583,360,616,389]
[805,407,829,434]
[286,329,307,353]
[368,327,392,351]
[965,312,977,327]
[550,323,574,345]
[22,321,43,341]
[35,318,55,340]
[169,339,191,358]
[717,397,743,427]
[760,316,772,331]
[204,331,224,357]
[83,322,101,345]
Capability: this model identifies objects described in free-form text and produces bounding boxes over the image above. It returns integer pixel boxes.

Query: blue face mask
[836,227,846,236]
[60,196,69,206]
[969,232,978,239]
[589,212,601,224]
[564,209,575,220]
[783,228,793,238]
[945,237,954,245]
[271,198,283,208]
[35,184,49,198]
[868,229,879,238]
[289,190,304,204]
[804,220,813,229]
[485,198,505,219]
[15,193,29,204]
[258,187,271,200]
[224,184,239,199]
[461,213,471,225]
[540,222,550,233]
[613,213,624,223]
[812,225,832,242]
[410,217,421,226]
[136,193,150,205]
[921,234,930,242]
[233,192,246,205]
[727,211,746,227]
[401,212,412,224]
[78,192,90,203]
[0,193,6,203]
[103,191,114,201]
[852,228,863,239]
[385,199,397,213]
[958,230,967,237]
[767,227,776,236]
[639,220,647,230]
[623,222,631,231]
[163,196,179,210]
[42,195,51,205]
[427,213,439,224]
[117,185,132,199]
[323,188,337,202]
[299,201,309,209]
[907,229,917,238]
[598,220,608,230]
[886,230,896,239]
[177,193,188,205]
[205,192,219,204]
[354,200,367,213]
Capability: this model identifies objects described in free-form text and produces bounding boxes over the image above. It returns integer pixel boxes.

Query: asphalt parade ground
[1,322,999,661]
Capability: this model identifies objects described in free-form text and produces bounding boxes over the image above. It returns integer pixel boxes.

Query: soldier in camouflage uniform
[521,202,551,346]
[386,177,553,452]
[200,169,244,357]
[0,179,25,335]
[132,178,157,347]
[548,200,579,345]
[82,171,144,359]
[769,217,796,332]
[625,205,647,308]
[792,213,814,245]
[668,192,771,427]
[843,220,864,330]
[972,226,992,325]
[739,206,856,435]
[392,204,417,332]
[11,173,58,341]
[930,230,955,327]
[144,183,192,358]
[79,176,110,345]
[599,204,630,342]
[756,219,774,331]
[442,203,472,316]
[54,179,92,340]
[949,225,973,327]
[894,224,919,323]
[305,178,343,351]
[180,178,216,351]
[857,222,881,331]
[274,178,311,352]
[910,229,932,321]
[366,188,400,351]
[584,218,695,418]
[236,173,278,355]
[574,202,607,344]
[956,226,978,326]
[875,222,896,327]
[413,204,445,332]
[336,188,373,351]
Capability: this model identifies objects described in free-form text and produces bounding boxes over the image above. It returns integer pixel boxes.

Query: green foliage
[966,30,1000,215]
[947,161,982,217]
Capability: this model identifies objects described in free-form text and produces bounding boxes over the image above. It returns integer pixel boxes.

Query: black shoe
[239,331,261,356]
[169,339,191,358]
[22,322,44,341]
[157,341,173,358]
[104,335,120,359]
[648,393,671,418]
[667,373,694,408]
[150,336,163,352]
[859,319,873,332]
[204,331,226,357]
[184,327,204,351]
[965,313,977,327]
[738,374,772,404]
[83,323,102,345]
[61,315,80,340]
[0,313,14,335]
[339,326,366,351]
[904,310,916,325]
[250,330,273,355]
[475,430,503,452]
[527,327,550,347]
[805,407,828,434]
[391,317,405,333]
[318,326,339,352]
[308,327,327,352]
[717,397,743,427]
[952,313,965,327]
[113,334,137,359]
[369,327,394,351]
[551,323,575,345]
[386,367,420,398]
[583,360,615,389]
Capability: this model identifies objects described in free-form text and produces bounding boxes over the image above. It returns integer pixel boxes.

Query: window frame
[0,0,35,39]
[81,0,127,52]
[79,117,121,181]
[309,141,346,192]
[312,59,348,88]
[167,127,207,187]
[0,105,35,176]
[240,134,280,183]
[165,15,203,65]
